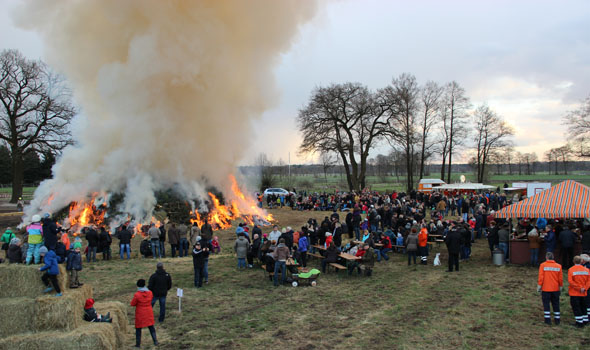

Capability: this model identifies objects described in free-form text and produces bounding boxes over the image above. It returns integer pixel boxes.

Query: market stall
[494,180,590,264]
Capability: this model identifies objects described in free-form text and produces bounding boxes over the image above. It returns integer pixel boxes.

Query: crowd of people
[5,185,590,344]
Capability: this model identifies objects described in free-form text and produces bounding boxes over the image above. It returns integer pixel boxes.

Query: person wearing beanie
[131,279,158,347]
[7,237,23,263]
[83,298,112,323]
[66,242,84,288]
[148,262,172,323]
[39,246,61,296]
[26,215,44,264]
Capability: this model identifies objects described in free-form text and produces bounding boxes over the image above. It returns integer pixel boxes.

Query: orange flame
[189,175,273,231]
[66,193,107,229]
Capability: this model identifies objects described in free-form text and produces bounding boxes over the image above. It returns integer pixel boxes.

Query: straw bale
[94,301,129,346]
[0,323,118,350]
[0,264,69,298]
[33,284,93,332]
[0,297,35,338]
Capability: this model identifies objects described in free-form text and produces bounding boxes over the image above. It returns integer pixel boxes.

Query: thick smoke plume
[17,0,317,222]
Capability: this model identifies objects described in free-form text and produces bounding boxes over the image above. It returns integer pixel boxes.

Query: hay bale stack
[33,284,93,332]
[0,264,69,298]
[0,285,93,337]
[0,297,36,338]
[94,301,129,346]
[0,323,118,350]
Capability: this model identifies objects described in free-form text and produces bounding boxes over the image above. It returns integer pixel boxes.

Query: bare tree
[544,148,559,175]
[0,49,75,202]
[319,152,336,183]
[440,81,470,183]
[516,151,524,175]
[381,73,420,192]
[417,81,442,180]
[256,153,275,190]
[472,104,514,182]
[563,96,590,157]
[554,145,574,175]
[503,146,515,175]
[298,83,391,191]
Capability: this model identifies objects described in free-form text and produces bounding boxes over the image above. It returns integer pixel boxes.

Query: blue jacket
[66,250,83,271]
[298,236,308,252]
[536,218,547,230]
[40,250,60,275]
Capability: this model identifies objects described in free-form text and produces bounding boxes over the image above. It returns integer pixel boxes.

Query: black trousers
[41,272,61,293]
[542,291,561,323]
[561,247,574,269]
[136,326,157,346]
[299,251,307,267]
[571,296,586,324]
[448,253,459,271]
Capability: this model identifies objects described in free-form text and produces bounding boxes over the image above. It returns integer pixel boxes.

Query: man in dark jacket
[445,224,462,272]
[118,225,132,260]
[42,214,59,251]
[148,262,172,322]
[460,225,472,261]
[200,220,213,243]
[168,223,180,257]
[85,226,99,262]
[332,222,343,248]
[582,229,590,254]
[159,225,167,258]
[99,226,112,260]
[559,226,576,269]
[345,212,354,238]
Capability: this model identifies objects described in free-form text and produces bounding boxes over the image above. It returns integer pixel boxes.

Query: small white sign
[176,288,183,297]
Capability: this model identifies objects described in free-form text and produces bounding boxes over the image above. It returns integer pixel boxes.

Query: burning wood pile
[45,175,272,237]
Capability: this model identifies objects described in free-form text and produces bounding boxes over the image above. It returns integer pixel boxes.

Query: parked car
[263,188,294,197]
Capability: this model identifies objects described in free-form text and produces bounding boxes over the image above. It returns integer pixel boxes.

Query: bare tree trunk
[10,149,23,203]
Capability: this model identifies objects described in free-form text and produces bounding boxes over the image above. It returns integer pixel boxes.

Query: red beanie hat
[84,298,94,309]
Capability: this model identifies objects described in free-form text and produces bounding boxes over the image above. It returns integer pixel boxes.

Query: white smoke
[15,0,318,222]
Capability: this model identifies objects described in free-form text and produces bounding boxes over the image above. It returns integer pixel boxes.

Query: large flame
[190,175,273,230]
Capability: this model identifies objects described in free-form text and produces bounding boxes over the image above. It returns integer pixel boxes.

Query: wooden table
[339,252,361,261]
[374,243,384,247]
[311,244,326,251]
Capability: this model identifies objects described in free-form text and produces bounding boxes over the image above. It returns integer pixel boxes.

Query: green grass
[71,208,590,349]
[266,172,590,193]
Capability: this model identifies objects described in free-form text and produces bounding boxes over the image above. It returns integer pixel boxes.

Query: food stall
[494,180,590,264]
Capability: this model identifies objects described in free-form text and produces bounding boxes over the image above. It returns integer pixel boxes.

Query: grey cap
[38,246,48,255]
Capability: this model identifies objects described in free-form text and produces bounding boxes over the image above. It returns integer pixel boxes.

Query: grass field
[73,208,590,349]
[266,172,590,194]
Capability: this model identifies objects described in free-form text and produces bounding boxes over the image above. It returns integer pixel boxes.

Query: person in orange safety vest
[537,252,563,325]
[568,256,590,328]
[418,226,428,265]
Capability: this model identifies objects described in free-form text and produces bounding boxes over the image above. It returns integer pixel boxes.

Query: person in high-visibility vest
[418,226,428,265]
[537,252,563,325]
[581,254,590,324]
[568,255,590,328]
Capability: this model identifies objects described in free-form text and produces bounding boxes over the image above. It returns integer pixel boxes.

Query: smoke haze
[16,0,318,222]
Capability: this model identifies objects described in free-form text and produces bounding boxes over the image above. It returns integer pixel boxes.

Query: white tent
[436,183,496,190]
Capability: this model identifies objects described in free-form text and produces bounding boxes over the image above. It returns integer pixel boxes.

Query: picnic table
[374,243,384,247]
[311,244,326,251]
[339,252,361,261]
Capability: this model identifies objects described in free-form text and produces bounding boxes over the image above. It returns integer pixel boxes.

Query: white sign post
[176,288,183,312]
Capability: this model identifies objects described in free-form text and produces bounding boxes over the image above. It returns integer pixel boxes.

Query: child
[211,236,221,254]
[66,242,84,288]
[1,227,15,259]
[83,298,112,323]
[38,246,62,297]
[131,279,158,347]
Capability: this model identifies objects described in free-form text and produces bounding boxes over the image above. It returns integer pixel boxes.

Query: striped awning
[494,180,590,219]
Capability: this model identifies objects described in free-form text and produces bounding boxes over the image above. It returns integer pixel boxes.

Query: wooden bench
[329,262,347,273]
[308,252,324,260]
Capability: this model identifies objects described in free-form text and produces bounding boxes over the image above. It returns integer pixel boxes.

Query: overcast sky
[2,0,589,165]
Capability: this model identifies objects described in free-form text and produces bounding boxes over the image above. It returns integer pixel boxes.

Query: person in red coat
[131,279,158,347]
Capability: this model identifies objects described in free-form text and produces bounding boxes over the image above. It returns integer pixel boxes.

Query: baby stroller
[291,268,321,287]
[140,239,152,258]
